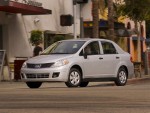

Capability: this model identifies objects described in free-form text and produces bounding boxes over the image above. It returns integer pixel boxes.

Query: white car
[21,38,134,88]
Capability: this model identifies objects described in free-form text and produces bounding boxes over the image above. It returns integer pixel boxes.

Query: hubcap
[70,71,80,85]
[119,71,127,84]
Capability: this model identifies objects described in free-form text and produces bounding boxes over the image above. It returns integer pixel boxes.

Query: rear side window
[101,41,117,54]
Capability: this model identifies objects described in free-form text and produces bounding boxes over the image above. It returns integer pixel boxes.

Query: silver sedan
[21,38,134,88]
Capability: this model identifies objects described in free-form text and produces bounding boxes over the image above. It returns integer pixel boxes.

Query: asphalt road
[0,80,150,113]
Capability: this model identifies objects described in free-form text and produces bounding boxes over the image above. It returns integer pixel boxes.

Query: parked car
[21,38,134,88]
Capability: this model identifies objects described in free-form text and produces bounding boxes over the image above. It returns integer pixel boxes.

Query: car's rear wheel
[115,67,127,86]
[79,81,89,87]
[26,82,42,88]
[65,68,81,87]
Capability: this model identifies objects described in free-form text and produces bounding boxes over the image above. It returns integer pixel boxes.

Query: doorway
[44,32,55,49]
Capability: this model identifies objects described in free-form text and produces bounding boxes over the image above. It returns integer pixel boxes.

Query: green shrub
[30,30,43,45]
[53,35,65,43]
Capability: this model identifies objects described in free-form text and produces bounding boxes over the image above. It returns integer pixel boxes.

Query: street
[0,80,150,113]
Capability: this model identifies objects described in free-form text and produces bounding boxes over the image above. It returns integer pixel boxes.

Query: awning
[115,29,131,37]
[0,1,52,15]
[84,19,125,29]
[99,19,125,29]
[84,19,130,37]
[132,36,145,41]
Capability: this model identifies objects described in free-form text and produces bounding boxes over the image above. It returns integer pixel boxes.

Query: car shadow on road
[39,82,116,89]
[17,82,116,89]
[88,83,115,87]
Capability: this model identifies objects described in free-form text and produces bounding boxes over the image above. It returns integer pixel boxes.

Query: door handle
[116,57,120,59]
[99,57,103,60]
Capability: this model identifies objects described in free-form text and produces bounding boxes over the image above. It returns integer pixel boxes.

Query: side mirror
[83,52,87,59]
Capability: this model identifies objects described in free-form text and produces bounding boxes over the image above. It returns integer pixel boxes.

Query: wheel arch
[119,65,128,78]
[71,65,83,77]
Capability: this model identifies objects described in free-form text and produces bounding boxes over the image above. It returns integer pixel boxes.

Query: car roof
[61,38,113,42]
[60,38,125,54]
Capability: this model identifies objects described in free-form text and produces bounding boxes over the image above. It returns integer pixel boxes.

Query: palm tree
[91,0,115,39]
[107,0,115,41]
[92,0,99,38]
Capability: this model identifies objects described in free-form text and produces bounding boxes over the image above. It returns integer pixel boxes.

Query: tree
[116,0,150,62]
[99,0,116,41]
[107,0,115,41]
[92,0,99,38]
[117,0,150,22]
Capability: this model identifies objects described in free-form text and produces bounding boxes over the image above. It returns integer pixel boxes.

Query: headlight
[22,62,27,68]
[51,59,69,68]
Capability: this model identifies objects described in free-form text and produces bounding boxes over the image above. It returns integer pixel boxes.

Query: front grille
[27,63,54,68]
[26,74,49,78]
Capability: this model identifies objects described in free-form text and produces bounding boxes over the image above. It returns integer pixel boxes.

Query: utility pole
[73,0,88,38]
[73,0,77,39]
[80,4,84,38]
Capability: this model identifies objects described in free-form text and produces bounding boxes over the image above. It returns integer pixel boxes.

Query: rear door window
[101,41,117,54]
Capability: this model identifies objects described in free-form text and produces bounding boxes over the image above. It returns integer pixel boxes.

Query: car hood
[26,54,74,64]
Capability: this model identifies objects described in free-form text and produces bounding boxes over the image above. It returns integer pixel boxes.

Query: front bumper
[20,66,69,82]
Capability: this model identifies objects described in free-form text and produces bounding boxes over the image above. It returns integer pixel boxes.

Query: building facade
[0,0,76,62]
[0,0,147,63]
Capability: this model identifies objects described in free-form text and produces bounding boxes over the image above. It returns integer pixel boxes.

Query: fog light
[52,72,60,78]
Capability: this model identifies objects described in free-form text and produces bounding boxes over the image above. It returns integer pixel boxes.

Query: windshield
[41,41,86,54]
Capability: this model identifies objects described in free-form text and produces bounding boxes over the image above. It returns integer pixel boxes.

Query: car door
[99,41,121,77]
[82,41,103,78]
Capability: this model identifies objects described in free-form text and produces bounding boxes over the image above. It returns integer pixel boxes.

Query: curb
[127,77,150,85]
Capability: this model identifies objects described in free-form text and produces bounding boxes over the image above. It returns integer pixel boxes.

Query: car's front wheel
[26,82,42,88]
[115,67,127,86]
[65,68,81,87]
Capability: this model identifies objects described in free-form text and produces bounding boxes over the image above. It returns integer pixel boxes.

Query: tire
[79,81,89,87]
[115,67,127,86]
[65,68,81,87]
[26,82,42,88]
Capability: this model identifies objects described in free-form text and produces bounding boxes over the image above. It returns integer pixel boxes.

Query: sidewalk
[127,74,150,84]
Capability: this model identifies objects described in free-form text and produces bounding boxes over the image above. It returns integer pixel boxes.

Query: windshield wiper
[40,53,48,55]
